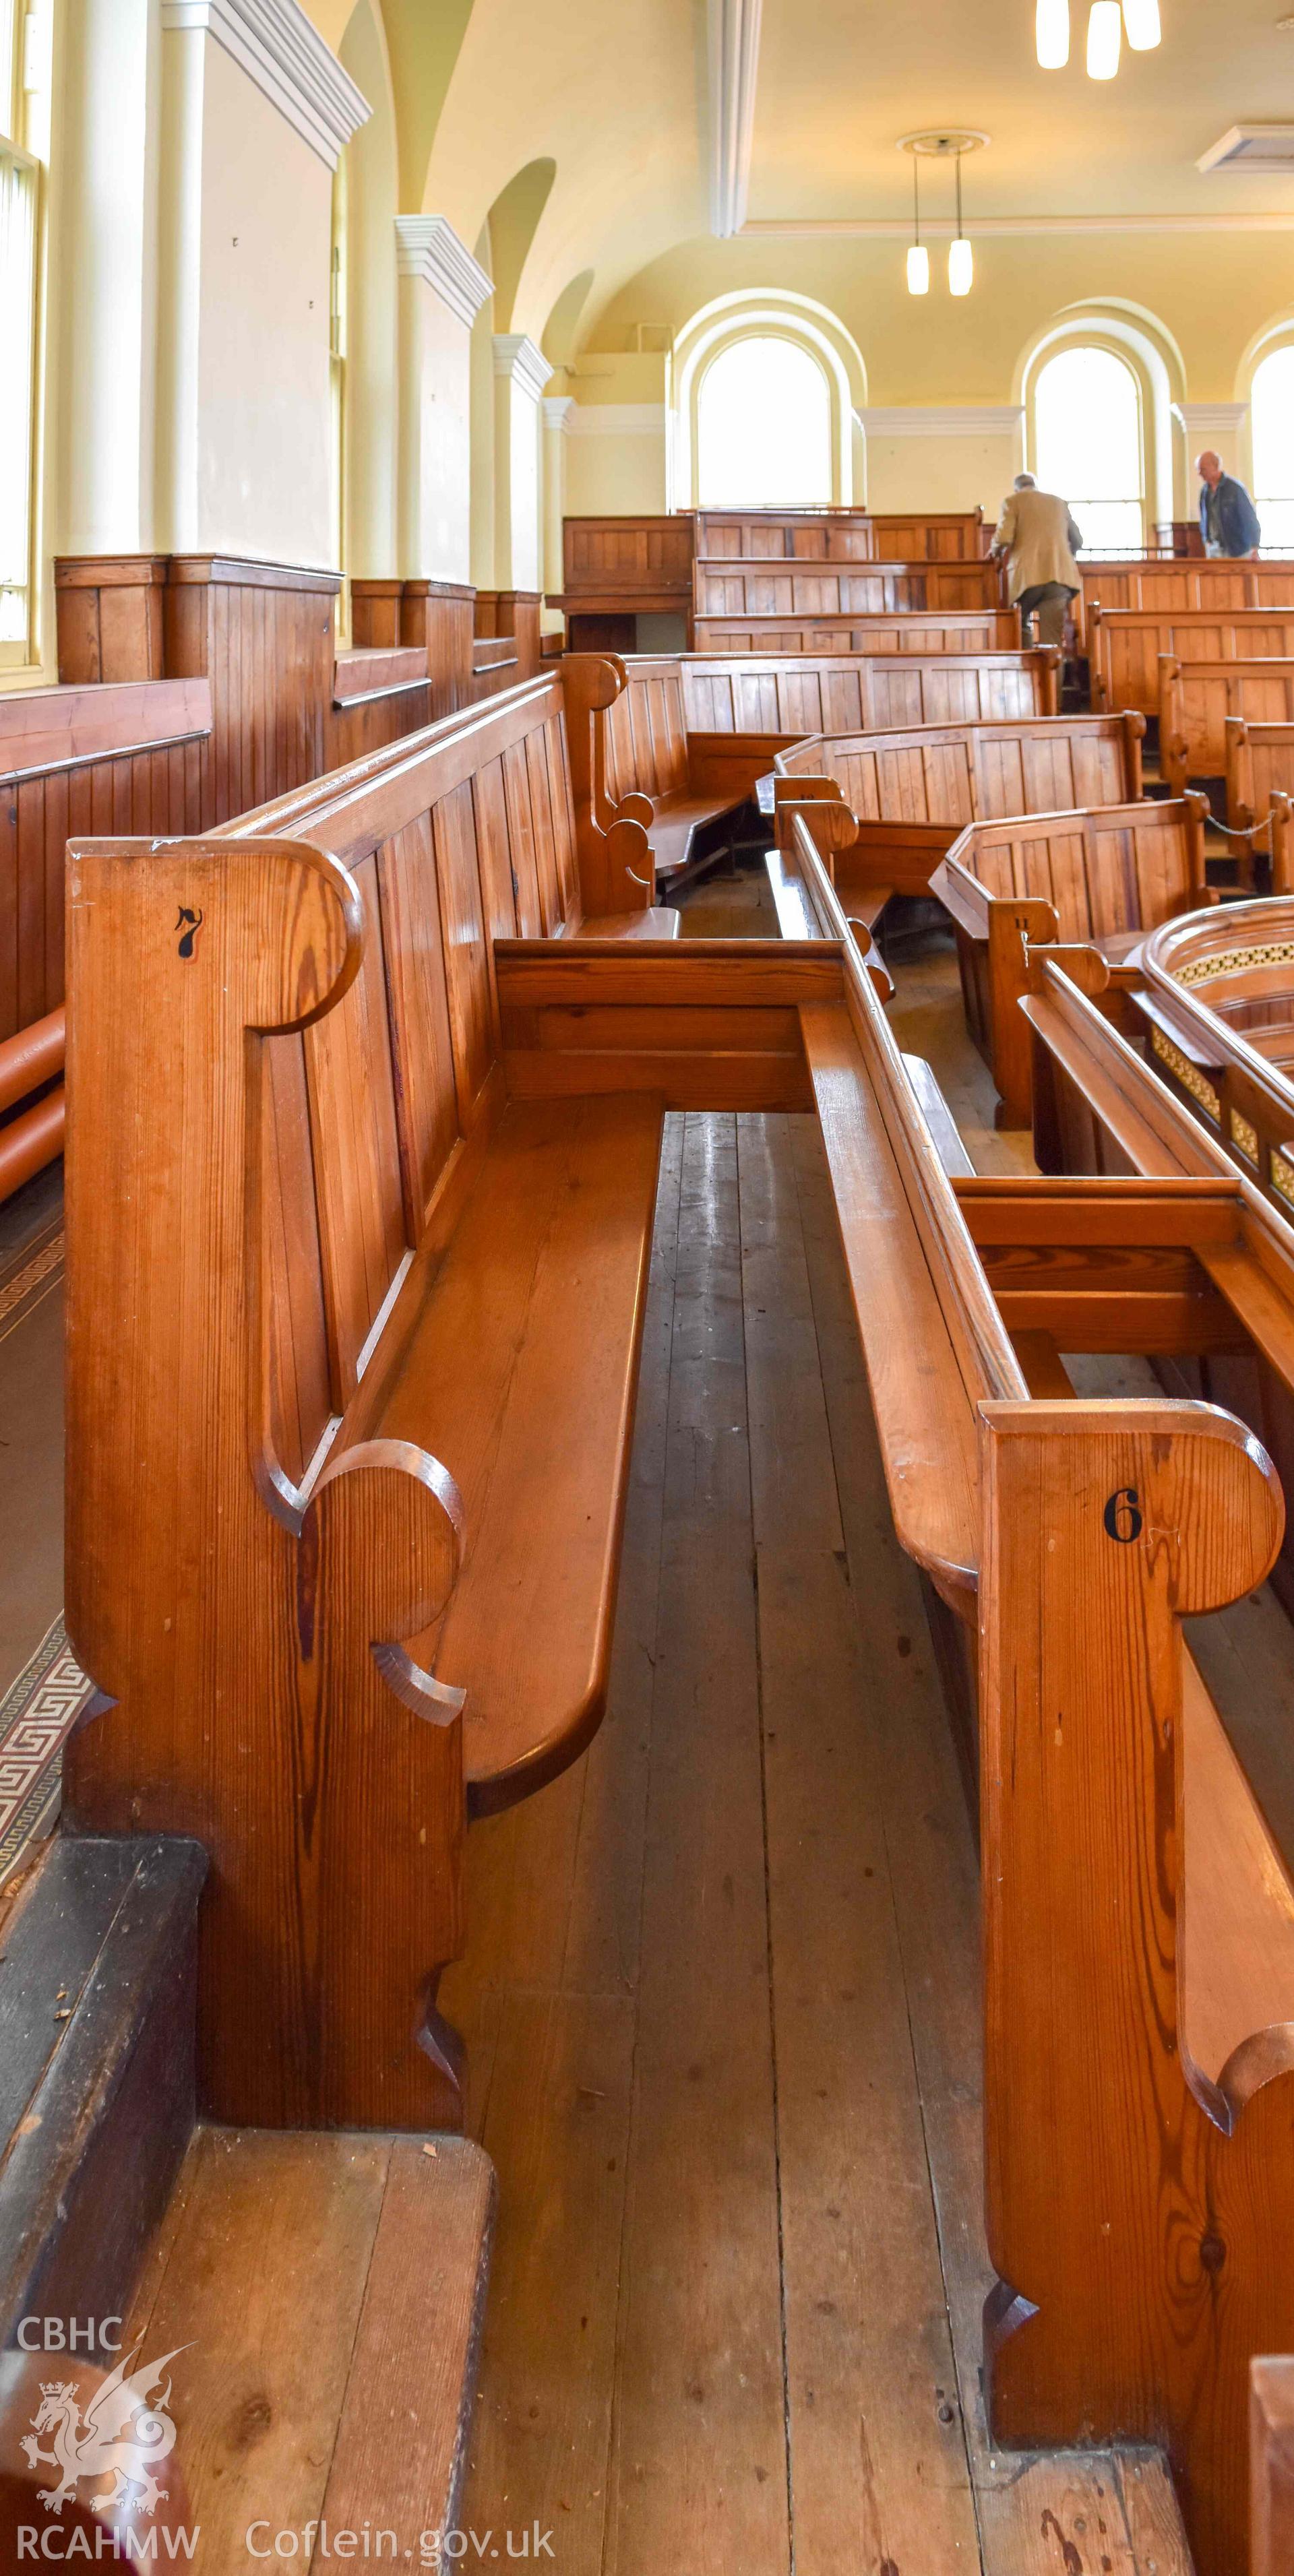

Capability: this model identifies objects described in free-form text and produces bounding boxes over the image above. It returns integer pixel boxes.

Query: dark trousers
[1016,582,1073,648]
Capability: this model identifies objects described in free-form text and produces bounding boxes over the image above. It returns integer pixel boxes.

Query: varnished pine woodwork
[694,605,1020,655]
[772,709,1144,906]
[60,658,695,2129]
[1252,2356,1294,2574]
[933,793,1211,1126]
[1090,605,1294,719]
[55,555,168,684]
[787,803,1294,2567]
[693,555,1002,621]
[1082,554,1294,637]
[1159,654,1294,809]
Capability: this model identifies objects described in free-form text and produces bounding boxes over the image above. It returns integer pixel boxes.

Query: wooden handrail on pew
[767,708,1146,915]
[1081,554,1294,633]
[787,800,1294,2576]
[59,655,846,2146]
[1090,604,1294,720]
[929,790,1211,1126]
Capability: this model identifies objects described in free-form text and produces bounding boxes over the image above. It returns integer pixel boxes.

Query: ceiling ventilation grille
[1198,124,1294,172]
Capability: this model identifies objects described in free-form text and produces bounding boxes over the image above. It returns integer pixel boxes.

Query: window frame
[694,329,835,512]
[1028,340,1146,557]
[1248,342,1294,553]
[0,0,39,670]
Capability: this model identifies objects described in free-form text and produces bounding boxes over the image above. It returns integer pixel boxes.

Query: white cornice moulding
[542,397,576,431]
[1173,401,1250,435]
[160,0,369,168]
[493,335,552,402]
[708,0,764,239]
[742,212,1294,238]
[565,404,665,437]
[395,218,492,329]
[860,406,1023,438]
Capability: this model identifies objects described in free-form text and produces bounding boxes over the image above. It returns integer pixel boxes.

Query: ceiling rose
[896,130,990,157]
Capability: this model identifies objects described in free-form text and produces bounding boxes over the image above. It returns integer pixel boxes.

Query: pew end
[1252,2355,1294,2574]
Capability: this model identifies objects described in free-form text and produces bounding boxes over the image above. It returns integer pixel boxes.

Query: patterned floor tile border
[0,1614,90,1887]
[0,1226,65,1342]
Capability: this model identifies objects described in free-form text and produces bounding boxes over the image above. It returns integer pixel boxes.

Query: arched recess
[487,157,557,333]
[1016,303,1183,543]
[338,0,399,584]
[543,270,594,369]
[669,291,867,510]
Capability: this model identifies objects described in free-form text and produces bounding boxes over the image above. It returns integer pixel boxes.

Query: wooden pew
[694,605,1021,656]
[61,656,845,2142]
[604,648,1062,889]
[1081,555,1294,636]
[1158,654,1294,809]
[784,799,1294,2576]
[769,708,1145,915]
[930,791,1211,1125]
[693,557,1002,623]
[1090,605,1294,720]
[671,646,1059,734]
[1228,713,1294,863]
[694,506,989,561]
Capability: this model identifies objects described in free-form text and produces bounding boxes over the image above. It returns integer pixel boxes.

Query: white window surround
[669,291,866,509]
[1020,311,1178,543]
[1032,345,1144,555]
[1248,352,1294,546]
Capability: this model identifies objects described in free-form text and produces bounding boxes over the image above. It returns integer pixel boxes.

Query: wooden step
[119,2127,495,2568]
[0,1833,206,2347]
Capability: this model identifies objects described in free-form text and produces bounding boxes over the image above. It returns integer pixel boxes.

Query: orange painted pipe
[0,1084,64,1201]
[0,1006,65,1116]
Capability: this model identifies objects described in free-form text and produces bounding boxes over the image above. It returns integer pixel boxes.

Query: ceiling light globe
[948,237,973,295]
[1086,0,1123,72]
[906,243,930,295]
[1121,0,1161,42]
[1036,0,1072,65]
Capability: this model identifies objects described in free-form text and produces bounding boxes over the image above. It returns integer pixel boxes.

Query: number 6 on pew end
[980,1399,1293,2576]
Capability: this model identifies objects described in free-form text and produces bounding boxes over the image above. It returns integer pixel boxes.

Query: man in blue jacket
[1196,449,1262,557]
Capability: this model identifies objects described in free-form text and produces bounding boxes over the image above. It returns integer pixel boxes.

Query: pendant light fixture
[898,131,987,299]
[1035,0,1070,64]
[948,150,973,295]
[1037,0,1161,67]
[1086,0,1122,74]
[906,153,929,294]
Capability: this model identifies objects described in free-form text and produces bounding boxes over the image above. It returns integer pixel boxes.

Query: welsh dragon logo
[21,2345,187,2519]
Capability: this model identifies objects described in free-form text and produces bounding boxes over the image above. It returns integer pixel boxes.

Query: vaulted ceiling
[316,0,1294,345]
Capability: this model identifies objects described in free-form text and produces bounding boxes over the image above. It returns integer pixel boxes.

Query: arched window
[696,336,833,508]
[1251,347,1294,550]
[1032,345,1144,553]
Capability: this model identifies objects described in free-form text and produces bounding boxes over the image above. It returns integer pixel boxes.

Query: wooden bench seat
[930,790,1212,1127]
[692,555,1003,621]
[1227,718,1294,869]
[786,803,1294,2573]
[357,1089,662,1811]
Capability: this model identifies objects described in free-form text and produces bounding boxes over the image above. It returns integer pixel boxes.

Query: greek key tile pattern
[0,1616,90,1887]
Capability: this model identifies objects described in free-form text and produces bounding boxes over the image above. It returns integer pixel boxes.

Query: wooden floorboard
[441,899,1195,2576]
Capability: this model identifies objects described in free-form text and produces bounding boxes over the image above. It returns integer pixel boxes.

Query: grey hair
[1014,472,1036,489]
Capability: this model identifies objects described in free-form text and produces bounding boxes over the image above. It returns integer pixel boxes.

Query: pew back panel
[693,608,1021,656]
[1091,607,1294,717]
[1159,655,1294,796]
[933,794,1210,1125]
[692,559,1002,619]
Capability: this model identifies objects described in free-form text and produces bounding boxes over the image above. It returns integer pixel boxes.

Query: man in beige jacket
[991,473,1084,649]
